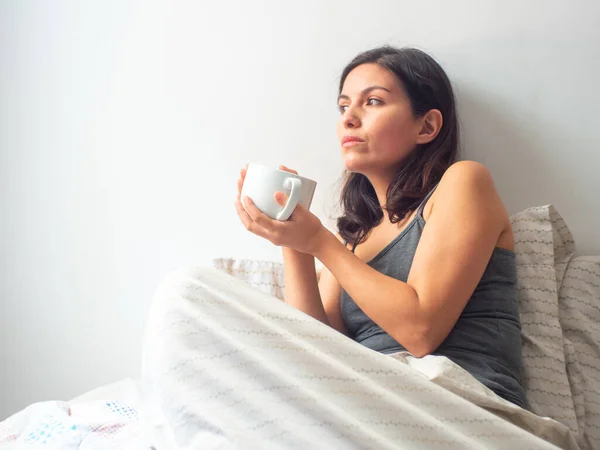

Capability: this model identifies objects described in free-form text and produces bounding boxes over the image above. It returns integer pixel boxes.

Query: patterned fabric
[0,400,149,449]
[211,257,323,300]
[511,205,578,434]
[559,256,600,449]
[142,265,576,449]
[212,257,286,300]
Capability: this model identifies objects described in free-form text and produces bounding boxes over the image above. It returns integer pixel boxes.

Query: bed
[1,205,598,449]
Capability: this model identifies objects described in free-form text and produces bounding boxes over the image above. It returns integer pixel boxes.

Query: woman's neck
[366,174,393,210]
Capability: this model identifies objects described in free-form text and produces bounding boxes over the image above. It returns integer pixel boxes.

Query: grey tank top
[340,186,527,408]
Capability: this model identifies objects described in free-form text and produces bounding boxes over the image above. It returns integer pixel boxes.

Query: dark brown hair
[336,46,459,248]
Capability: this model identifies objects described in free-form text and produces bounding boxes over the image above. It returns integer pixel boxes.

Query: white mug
[241,163,317,221]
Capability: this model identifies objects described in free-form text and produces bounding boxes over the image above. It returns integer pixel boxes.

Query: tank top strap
[417,182,440,220]
[342,183,439,253]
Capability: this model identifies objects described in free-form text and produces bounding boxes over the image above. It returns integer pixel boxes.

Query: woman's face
[337,63,423,176]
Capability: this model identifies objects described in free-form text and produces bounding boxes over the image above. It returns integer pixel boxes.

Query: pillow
[212,257,285,300]
[212,258,325,301]
[558,255,600,449]
[510,205,578,435]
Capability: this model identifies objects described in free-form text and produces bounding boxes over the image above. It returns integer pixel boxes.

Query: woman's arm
[312,161,508,357]
[281,246,350,336]
[281,248,328,324]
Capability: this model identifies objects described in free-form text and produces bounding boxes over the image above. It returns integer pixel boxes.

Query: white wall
[1,0,599,419]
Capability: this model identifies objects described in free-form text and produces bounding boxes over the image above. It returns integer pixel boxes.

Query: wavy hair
[336,46,459,248]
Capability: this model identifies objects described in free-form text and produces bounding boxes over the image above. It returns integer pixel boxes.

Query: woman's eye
[367,98,382,106]
[339,98,381,114]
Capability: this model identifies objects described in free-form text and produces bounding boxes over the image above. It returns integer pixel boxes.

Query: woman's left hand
[234,168,328,255]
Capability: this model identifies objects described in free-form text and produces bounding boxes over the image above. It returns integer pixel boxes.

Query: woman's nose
[342,107,361,129]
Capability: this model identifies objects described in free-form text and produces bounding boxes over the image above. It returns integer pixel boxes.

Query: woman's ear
[416,109,443,145]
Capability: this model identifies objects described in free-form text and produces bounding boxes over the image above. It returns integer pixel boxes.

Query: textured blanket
[140,265,578,450]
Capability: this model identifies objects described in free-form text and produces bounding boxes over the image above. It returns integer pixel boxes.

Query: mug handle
[276,177,302,221]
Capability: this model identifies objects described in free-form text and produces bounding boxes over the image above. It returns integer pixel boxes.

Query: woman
[235,46,526,408]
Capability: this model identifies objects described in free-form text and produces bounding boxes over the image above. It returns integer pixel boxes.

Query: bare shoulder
[424,161,498,216]
[429,161,512,244]
[440,160,495,189]
[436,161,501,205]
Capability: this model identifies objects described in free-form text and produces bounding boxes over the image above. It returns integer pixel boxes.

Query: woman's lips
[341,136,365,147]
[342,140,365,148]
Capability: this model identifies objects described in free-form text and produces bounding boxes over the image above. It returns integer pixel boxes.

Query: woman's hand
[235,165,328,255]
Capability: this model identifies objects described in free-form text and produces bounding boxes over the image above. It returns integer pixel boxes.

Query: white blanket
[141,265,579,450]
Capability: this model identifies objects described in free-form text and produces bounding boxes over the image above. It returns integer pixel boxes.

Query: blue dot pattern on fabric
[25,417,78,444]
[105,400,139,420]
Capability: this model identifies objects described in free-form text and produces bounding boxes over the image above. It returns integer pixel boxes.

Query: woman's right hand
[274,166,306,256]
[236,164,305,255]
[272,165,298,205]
